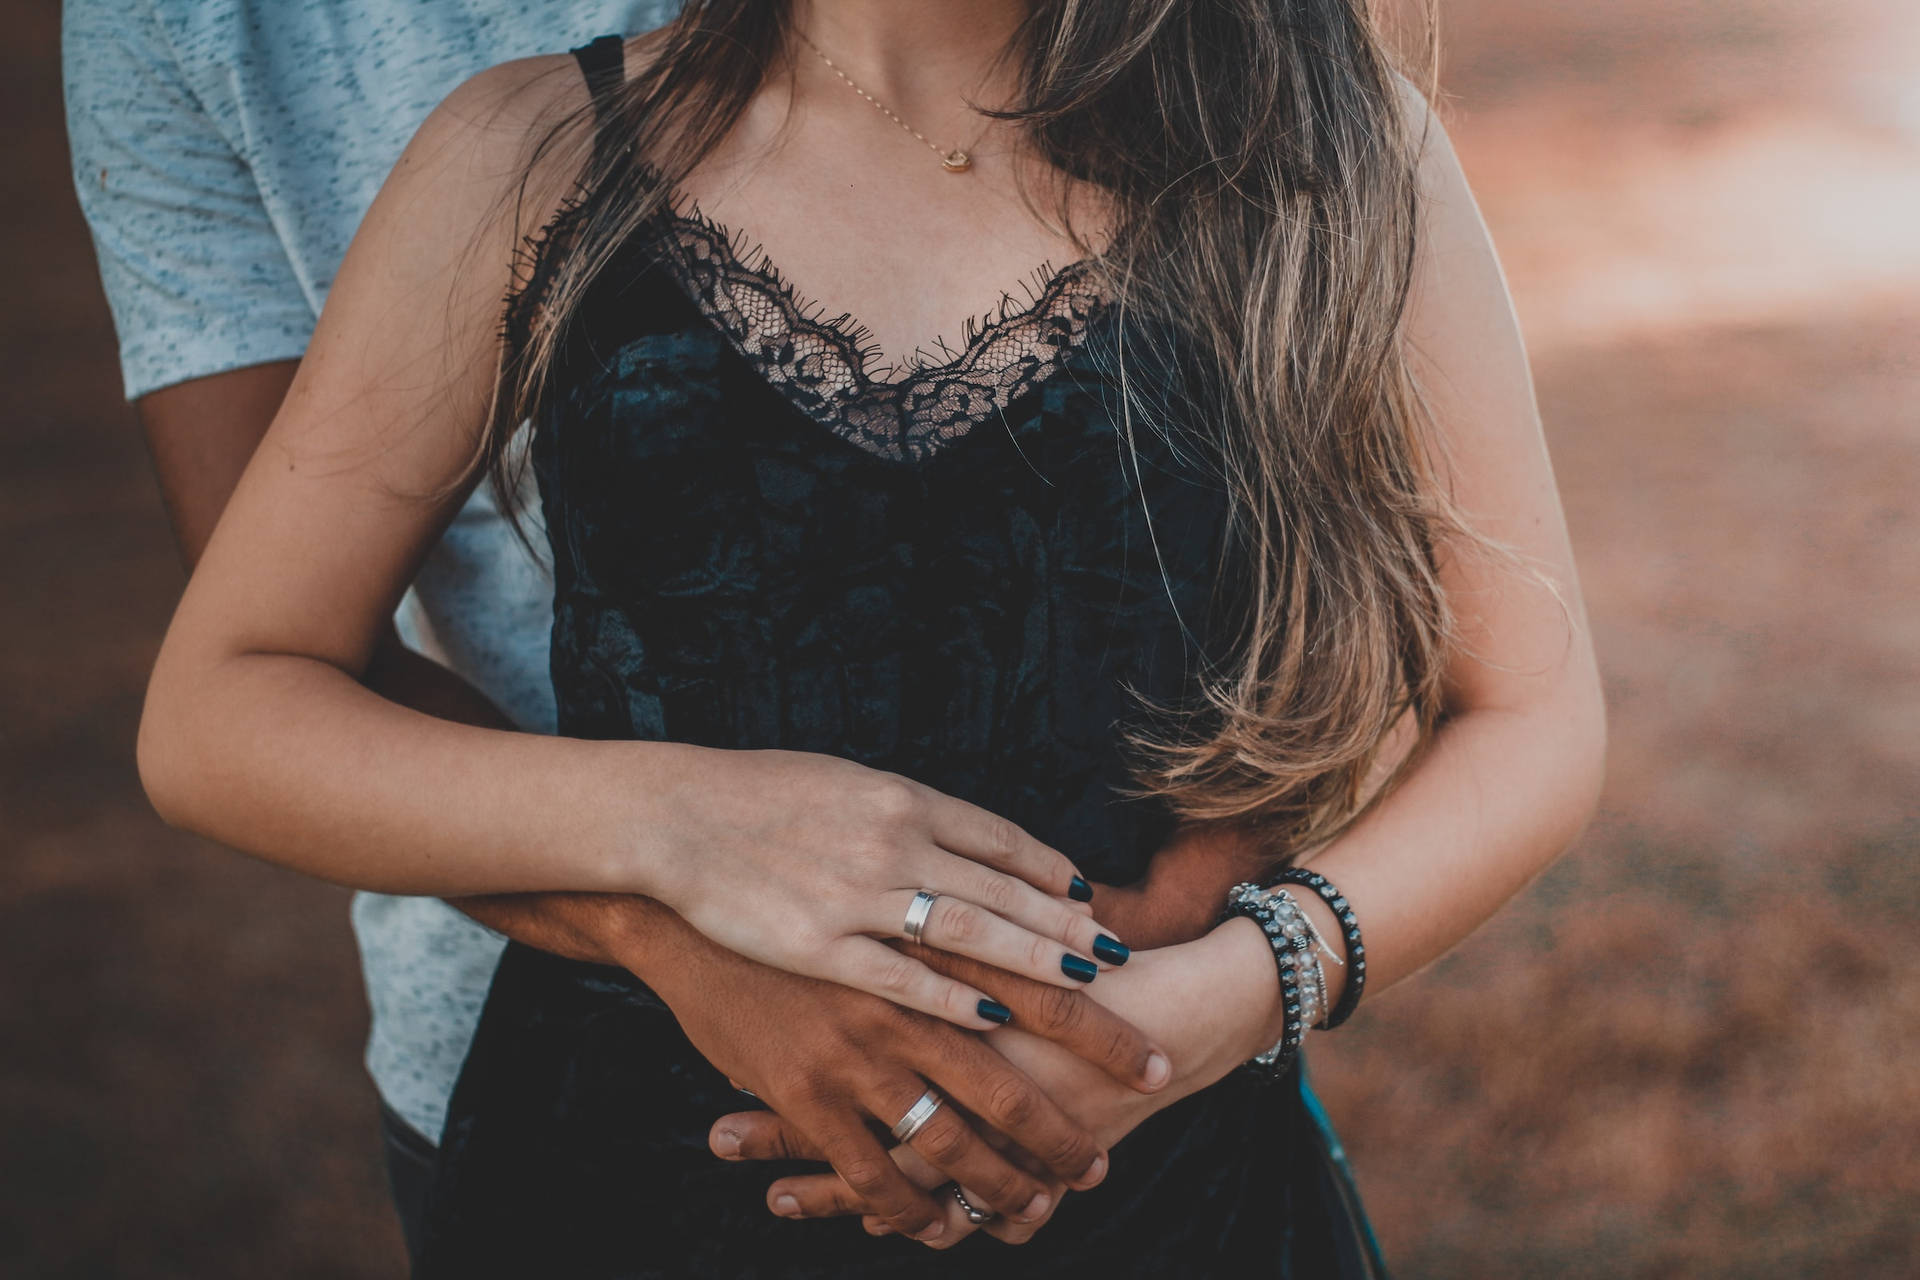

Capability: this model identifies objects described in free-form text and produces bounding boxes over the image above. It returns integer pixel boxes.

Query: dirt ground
[4,1,1916,1276]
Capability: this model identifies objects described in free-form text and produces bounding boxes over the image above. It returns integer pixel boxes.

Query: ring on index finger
[902,890,940,944]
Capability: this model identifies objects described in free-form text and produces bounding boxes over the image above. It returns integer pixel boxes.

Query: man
[65,0,1247,1262]
[63,1,678,1255]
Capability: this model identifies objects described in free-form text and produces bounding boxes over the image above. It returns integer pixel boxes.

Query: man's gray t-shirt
[64,0,677,1143]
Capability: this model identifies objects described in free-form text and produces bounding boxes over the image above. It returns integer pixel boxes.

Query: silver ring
[890,1088,944,1143]
[902,890,940,944]
[951,1183,994,1225]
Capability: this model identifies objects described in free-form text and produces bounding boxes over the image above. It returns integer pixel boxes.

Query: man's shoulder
[112,1,617,123]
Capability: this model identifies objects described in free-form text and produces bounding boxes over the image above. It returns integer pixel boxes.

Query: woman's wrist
[584,738,733,902]
[1194,877,1359,1078]
[1210,916,1292,1064]
[1128,918,1287,1095]
[1211,873,1361,1079]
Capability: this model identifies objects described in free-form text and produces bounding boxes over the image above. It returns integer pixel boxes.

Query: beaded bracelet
[1288,894,1336,1027]
[1269,867,1366,1029]
[1222,883,1319,1079]
[1261,886,1333,1031]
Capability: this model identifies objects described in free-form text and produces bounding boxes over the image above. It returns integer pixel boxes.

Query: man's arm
[1087,821,1274,948]
[137,363,302,564]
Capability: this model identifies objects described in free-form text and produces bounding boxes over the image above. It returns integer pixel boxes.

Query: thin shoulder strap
[570,34,627,131]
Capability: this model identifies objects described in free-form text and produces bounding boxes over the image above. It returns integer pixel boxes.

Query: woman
[138,0,1606,1274]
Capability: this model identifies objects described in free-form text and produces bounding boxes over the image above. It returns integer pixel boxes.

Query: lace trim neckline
[639,169,1110,462]
[508,161,1113,464]
[646,192,1103,387]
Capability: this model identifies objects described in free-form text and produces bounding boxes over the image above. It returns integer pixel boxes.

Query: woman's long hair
[484,0,1494,865]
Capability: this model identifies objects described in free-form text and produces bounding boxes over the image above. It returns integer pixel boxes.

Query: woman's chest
[537,315,1230,647]
[532,297,1235,868]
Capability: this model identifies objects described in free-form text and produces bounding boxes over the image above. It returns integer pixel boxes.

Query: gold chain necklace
[794,29,990,173]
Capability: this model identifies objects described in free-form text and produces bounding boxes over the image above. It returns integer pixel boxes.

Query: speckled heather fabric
[62,0,680,1145]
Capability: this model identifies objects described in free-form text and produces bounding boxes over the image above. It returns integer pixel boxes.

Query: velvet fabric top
[523,194,1242,890]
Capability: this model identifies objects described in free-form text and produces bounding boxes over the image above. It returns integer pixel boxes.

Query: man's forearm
[1095,822,1276,950]
[450,890,690,967]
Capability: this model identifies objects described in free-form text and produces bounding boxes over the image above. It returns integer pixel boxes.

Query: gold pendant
[941,150,972,173]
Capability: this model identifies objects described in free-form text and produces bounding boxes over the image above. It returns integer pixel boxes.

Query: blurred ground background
[4,0,1916,1275]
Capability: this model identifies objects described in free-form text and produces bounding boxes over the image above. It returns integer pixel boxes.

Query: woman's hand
[710,917,1283,1247]
[639,748,1129,1029]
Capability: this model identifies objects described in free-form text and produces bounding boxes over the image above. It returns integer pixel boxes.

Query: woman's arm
[717,89,1608,1246]
[1118,83,1609,1016]
[135,57,617,896]
[1295,83,1607,1004]
[134,58,1122,1029]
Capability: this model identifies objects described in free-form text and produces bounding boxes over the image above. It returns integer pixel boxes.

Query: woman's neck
[792,0,1028,110]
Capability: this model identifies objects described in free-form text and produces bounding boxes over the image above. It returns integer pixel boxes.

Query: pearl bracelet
[1268,867,1366,1028]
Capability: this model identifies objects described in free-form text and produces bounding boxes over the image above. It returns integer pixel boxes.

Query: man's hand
[650,917,1170,1243]
[711,918,1283,1249]
[460,891,1175,1244]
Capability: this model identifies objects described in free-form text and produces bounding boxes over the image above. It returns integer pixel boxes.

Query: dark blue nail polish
[1091,935,1130,966]
[977,998,1012,1024]
[1067,875,1094,903]
[1061,954,1098,983]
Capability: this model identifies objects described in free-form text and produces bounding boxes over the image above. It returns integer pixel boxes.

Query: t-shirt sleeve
[63,0,316,401]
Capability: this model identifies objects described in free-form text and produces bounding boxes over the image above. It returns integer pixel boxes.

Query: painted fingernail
[1017,1191,1052,1222]
[1091,935,1130,965]
[1061,954,1098,983]
[977,998,1013,1024]
[1067,875,1094,902]
[713,1127,742,1158]
[773,1194,800,1217]
[914,1219,946,1242]
[1144,1051,1172,1089]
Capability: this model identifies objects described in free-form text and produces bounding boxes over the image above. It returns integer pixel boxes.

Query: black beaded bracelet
[1221,886,1310,1081]
[1269,868,1366,1029]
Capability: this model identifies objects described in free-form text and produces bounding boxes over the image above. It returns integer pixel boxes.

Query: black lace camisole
[414,35,1388,1280]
